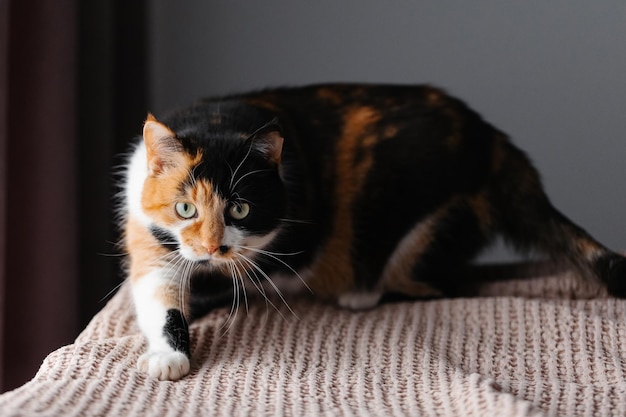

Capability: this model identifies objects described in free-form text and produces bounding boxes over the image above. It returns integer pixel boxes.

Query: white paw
[137,350,190,381]
[338,291,382,310]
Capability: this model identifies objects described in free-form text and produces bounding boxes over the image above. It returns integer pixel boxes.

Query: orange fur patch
[155,284,188,310]
[316,86,344,105]
[125,217,173,282]
[141,151,202,224]
[179,180,227,257]
[129,170,228,309]
[307,106,382,297]
[576,237,604,261]
[383,125,399,139]
[381,205,449,298]
[425,86,444,106]
[243,96,280,113]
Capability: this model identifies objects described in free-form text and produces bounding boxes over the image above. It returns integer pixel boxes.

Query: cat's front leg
[131,270,191,381]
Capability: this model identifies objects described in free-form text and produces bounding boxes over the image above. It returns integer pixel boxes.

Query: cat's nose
[204,244,229,255]
[203,243,219,254]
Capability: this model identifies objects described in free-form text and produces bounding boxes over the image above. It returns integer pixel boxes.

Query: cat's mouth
[179,243,236,264]
[181,232,278,267]
[191,255,231,266]
[189,258,231,275]
[187,249,245,267]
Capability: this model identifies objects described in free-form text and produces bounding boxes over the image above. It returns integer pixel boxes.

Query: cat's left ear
[143,114,185,175]
[248,122,284,165]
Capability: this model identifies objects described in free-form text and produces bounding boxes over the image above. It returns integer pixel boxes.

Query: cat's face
[141,115,286,269]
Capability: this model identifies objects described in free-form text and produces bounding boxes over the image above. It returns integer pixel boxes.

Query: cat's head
[140,113,286,269]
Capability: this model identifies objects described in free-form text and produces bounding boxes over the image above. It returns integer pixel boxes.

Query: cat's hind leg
[489,138,626,295]
[362,197,493,298]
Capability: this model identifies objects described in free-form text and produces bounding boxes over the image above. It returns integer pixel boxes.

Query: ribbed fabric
[1,264,625,417]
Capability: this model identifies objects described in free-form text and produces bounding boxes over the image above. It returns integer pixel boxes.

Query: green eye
[175,202,197,219]
[228,202,250,220]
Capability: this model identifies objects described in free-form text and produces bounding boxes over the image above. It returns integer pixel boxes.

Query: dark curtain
[0,0,147,392]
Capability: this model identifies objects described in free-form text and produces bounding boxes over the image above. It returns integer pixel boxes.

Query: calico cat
[121,83,626,381]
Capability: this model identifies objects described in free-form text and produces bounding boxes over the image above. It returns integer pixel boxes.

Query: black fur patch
[164,309,190,356]
[596,254,626,297]
[149,225,179,251]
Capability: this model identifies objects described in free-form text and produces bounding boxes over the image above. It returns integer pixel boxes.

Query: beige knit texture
[1,263,626,417]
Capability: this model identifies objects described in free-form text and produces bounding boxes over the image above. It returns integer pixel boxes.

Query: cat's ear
[143,114,185,175]
[253,130,284,165]
[248,121,284,165]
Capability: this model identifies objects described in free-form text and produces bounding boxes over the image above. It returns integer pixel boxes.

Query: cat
[120,83,626,381]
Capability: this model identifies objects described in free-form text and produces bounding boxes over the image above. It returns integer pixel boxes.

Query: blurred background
[1,0,625,392]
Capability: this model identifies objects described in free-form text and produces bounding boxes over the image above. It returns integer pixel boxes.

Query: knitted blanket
[1,263,625,417]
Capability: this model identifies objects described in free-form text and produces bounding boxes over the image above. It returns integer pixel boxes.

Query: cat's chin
[189,257,227,267]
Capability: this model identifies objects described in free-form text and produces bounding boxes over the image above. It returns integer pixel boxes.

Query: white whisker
[153,250,196,321]
[99,280,126,303]
[231,260,249,314]
[241,246,304,257]
[231,168,272,191]
[278,218,315,224]
[188,164,200,187]
[178,258,196,319]
[217,263,241,338]
[229,140,254,191]
[234,256,285,322]
[226,161,234,179]
[235,252,299,320]
[234,258,269,310]
[239,245,312,294]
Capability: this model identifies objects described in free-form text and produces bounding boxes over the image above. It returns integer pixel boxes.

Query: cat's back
[232,83,499,197]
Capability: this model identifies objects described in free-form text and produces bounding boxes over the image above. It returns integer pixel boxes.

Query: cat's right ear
[143,114,185,175]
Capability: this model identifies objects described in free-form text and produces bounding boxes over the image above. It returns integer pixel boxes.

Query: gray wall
[149,1,626,261]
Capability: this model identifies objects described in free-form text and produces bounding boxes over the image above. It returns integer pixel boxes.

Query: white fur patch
[131,270,191,380]
[131,271,173,352]
[137,351,190,381]
[337,291,382,310]
[124,142,153,227]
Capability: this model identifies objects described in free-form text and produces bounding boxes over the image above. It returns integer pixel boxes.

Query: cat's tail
[489,135,626,296]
